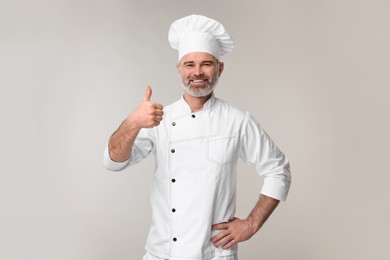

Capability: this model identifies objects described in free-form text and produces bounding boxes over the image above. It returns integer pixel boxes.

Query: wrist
[126,114,143,131]
[246,217,261,234]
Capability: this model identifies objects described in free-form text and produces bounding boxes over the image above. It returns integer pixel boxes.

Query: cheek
[207,69,217,78]
[182,71,192,79]
[179,73,189,83]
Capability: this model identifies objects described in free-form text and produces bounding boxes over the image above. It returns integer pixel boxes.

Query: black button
[172,208,176,212]
[171,179,176,183]
[173,237,177,242]
[191,114,196,118]
[172,122,176,126]
[171,149,175,153]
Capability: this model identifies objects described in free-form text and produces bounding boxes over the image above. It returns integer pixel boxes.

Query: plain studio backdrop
[0,0,389,259]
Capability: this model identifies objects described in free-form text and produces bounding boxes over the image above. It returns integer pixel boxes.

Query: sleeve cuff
[102,145,129,171]
[260,177,291,202]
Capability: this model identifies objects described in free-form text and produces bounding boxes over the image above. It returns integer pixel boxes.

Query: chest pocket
[207,134,237,166]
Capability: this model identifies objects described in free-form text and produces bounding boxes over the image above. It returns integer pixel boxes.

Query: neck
[183,92,213,112]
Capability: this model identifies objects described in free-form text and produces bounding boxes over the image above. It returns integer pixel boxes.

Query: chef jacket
[103,95,291,260]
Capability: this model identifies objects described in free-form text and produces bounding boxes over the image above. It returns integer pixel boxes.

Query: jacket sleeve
[239,112,291,201]
[103,128,155,171]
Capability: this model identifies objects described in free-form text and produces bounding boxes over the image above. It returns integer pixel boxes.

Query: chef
[103,14,291,260]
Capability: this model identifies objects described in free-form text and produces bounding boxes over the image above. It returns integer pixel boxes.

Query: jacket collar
[179,94,217,113]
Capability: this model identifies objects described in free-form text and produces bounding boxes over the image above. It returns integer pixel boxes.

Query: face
[177,52,224,97]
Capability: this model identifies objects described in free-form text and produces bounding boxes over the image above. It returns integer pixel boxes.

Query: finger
[222,238,237,250]
[154,115,163,121]
[212,223,228,230]
[212,233,232,247]
[143,85,152,101]
[147,119,160,128]
[154,110,164,116]
[210,230,229,244]
[154,103,164,110]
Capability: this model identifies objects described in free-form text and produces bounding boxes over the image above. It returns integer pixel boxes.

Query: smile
[190,79,208,83]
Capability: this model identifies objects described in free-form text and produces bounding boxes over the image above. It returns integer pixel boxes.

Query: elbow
[103,146,129,172]
[102,160,126,172]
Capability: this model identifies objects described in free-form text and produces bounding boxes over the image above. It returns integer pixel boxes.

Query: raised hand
[129,85,164,128]
[107,85,164,162]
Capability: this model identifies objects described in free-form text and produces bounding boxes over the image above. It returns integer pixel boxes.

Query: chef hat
[168,14,234,61]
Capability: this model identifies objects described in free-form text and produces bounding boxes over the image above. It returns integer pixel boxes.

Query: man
[103,15,291,260]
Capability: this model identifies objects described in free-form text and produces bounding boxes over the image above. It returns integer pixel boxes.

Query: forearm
[108,115,142,162]
[106,85,163,163]
[246,194,279,234]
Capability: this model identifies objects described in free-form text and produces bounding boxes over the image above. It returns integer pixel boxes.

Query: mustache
[189,77,209,81]
[182,79,209,87]
[187,77,211,83]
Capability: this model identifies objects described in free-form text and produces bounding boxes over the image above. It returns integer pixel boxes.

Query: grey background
[1,0,389,259]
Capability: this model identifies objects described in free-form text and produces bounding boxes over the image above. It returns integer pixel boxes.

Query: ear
[218,62,224,76]
[176,63,181,73]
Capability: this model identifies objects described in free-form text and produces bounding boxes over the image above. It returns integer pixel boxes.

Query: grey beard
[180,76,219,98]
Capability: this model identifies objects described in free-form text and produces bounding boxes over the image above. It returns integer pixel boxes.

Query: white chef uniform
[103,95,291,260]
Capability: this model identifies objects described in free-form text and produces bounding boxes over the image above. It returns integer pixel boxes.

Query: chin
[186,87,214,97]
[180,79,218,98]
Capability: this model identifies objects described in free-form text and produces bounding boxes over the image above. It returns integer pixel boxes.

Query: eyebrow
[182,60,216,65]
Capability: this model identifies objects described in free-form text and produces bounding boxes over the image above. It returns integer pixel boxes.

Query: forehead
[180,52,218,63]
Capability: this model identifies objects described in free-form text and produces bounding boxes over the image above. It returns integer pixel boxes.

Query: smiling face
[177,52,224,97]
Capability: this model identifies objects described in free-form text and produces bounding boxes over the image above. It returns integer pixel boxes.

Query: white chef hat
[168,14,234,61]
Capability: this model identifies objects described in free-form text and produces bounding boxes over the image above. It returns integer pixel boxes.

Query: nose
[192,65,204,77]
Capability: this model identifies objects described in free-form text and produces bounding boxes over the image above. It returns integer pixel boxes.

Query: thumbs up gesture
[129,85,164,128]
[143,85,152,101]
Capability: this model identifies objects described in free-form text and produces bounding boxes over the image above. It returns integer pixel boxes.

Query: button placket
[170,145,177,246]
[170,116,190,249]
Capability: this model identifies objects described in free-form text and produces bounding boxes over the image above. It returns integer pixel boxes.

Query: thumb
[143,85,152,101]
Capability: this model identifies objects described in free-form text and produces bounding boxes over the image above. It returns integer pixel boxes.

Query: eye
[202,62,213,67]
[185,63,194,68]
